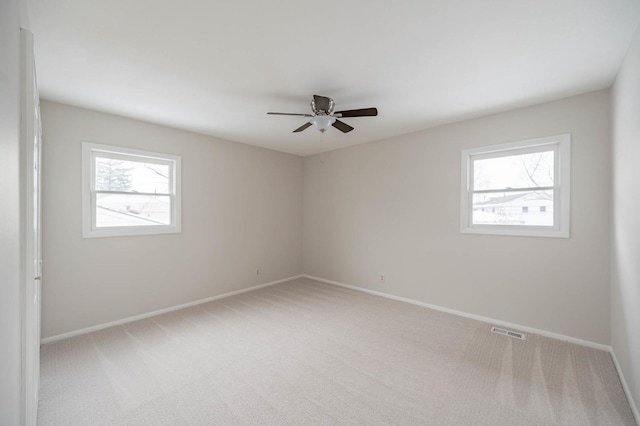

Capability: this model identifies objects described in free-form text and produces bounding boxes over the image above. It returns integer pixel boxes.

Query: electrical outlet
[380,274,385,281]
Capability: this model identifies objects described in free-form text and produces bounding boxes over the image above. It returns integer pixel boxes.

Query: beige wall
[42,90,614,344]
[304,90,611,345]
[41,101,303,338]
[611,26,640,416]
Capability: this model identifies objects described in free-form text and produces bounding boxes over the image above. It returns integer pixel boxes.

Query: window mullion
[94,190,172,197]
[472,186,554,195]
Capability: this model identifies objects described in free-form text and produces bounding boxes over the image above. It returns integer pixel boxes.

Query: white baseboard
[302,274,611,352]
[41,275,304,344]
[610,348,640,424]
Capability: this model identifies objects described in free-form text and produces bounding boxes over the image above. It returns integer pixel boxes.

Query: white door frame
[21,28,42,426]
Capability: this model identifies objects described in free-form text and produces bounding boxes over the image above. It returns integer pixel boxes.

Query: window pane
[95,157,170,194]
[472,190,553,226]
[96,193,171,227]
[473,150,554,191]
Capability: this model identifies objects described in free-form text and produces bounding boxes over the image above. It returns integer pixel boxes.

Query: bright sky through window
[473,151,554,191]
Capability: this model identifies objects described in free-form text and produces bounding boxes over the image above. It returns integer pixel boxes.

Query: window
[82,142,181,238]
[460,134,570,238]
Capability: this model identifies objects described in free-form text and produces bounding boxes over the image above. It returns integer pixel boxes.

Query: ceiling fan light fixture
[310,115,336,133]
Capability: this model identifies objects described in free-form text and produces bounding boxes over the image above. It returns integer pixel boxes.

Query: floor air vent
[491,326,525,340]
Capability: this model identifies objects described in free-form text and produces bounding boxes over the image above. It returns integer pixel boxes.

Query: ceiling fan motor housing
[311,97,335,115]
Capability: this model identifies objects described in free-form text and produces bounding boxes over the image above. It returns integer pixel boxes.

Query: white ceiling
[28,0,640,156]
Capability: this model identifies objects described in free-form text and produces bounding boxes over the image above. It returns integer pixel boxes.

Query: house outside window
[460,134,570,238]
[82,142,182,238]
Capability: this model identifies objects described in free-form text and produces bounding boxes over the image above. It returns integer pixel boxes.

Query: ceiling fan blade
[313,95,331,112]
[268,112,313,117]
[332,119,354,133]
[293,122,312,133]
[334,107,378,118]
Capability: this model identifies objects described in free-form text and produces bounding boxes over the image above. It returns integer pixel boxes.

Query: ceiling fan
[268,95,378,133]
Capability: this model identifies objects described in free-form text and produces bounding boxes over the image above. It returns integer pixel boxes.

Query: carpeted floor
[38,277,636,425]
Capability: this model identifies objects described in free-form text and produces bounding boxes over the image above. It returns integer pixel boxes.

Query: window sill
[461,225,569,238]
[82,224,181,239]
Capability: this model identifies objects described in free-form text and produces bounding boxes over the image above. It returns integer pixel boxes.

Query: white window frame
[82,142,182,238]
[460,134,570,238]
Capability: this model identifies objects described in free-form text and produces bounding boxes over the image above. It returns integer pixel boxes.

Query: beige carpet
[38,278,636,425]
